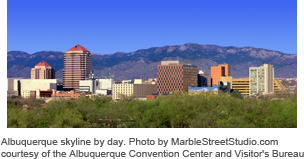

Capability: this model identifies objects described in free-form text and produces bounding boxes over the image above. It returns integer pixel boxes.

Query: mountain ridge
[7,43,297,80]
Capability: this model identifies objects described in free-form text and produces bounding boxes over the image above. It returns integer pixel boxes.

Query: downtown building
[249,64,274,95]
[157,61,197,94]
[63,44,93,90]
[197,70,212,87]
[79,76,115,96]
[7,78,58,98]
[210,64,231,86]
[112,79,157,100]
[216,77,284,97]
[31,60,55,79]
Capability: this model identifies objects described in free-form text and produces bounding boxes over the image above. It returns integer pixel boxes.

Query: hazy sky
[8,0,297,54]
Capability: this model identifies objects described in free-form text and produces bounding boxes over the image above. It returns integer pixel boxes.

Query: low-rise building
[7,78,20,97]
[274,79,286,92]
[218,76,233,89]
[79,78,114,95]
[79,79,97,94]
[112,82,157,100]
[97,79,114,90]
[51,90,85,99]
[198,71,212,87]
[20,79,58,92]
[96,89,112,96]
[231,78,250,96]
[112,83,134,100]
[7,78,57,98]
[231,78,285,96]
[146,95,157,101]
[188,85,219,93]
[21,90,36,98]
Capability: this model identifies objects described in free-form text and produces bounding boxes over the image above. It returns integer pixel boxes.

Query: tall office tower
[210,64,231,86]
[63,44,92,90]
[31,60,55,79]
[157,61,197,94]
[249,64,274,95]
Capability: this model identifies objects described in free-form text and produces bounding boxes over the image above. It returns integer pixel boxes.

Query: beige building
[230,78,284,97]
[232,78,250,96]
[112,84,134,100]
[274,79,285,92]
[134,79,157,85]
[217,77,250,96]
[63,44,93,90]
[97,79,114,90]
[8,78,57,97]
[217,76,284,96]
[20,79,57,92]
[112,83,157,100]
[21,90,36,98]
[31,60,55,79]
[218,76,233,88]
[134,79,145,84]
[249,64,274,95]
[7,78,21,96]
[13,79,58,98]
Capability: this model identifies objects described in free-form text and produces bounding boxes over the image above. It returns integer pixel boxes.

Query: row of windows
[159,86,182,89]
[158,66,182,69]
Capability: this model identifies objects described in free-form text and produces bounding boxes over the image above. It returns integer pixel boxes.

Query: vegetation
[7,93,297,128]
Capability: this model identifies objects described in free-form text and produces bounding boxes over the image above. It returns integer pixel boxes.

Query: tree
[231,89,243,99]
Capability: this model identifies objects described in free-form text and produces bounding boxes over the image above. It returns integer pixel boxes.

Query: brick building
[157,61,197,94]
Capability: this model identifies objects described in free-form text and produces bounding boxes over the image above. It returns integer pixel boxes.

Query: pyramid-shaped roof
[66,44,90,53]
[36,60,51,67]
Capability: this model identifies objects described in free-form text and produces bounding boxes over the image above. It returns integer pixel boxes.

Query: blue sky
[8,0,297,54]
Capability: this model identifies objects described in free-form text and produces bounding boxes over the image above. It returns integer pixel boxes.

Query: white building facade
[249,64,274,96]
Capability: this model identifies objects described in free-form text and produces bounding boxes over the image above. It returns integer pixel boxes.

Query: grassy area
[7,92,297,128]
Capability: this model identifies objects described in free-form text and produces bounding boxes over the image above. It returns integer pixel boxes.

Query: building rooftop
[161,61,192,66]
[35,60,51,67]
[66,44,90,53]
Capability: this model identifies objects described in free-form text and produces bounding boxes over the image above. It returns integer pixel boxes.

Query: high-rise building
[31,60,55,79]
[63,44,92,90]
[157,61,197,94]
[249,64,274,95]
[210,64,231,86]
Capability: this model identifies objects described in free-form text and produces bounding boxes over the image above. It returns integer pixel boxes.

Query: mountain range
[7,43,297,81]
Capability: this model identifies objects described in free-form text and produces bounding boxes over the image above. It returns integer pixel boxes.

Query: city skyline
[8,0,297,54]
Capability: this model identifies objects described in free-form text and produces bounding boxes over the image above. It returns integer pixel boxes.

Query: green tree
[231,89,243,99]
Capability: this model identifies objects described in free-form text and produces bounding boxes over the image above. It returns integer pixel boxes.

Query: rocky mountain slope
[7,43,297,81]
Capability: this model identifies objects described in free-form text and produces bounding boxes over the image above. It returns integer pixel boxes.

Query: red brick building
[157,61,197,94]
